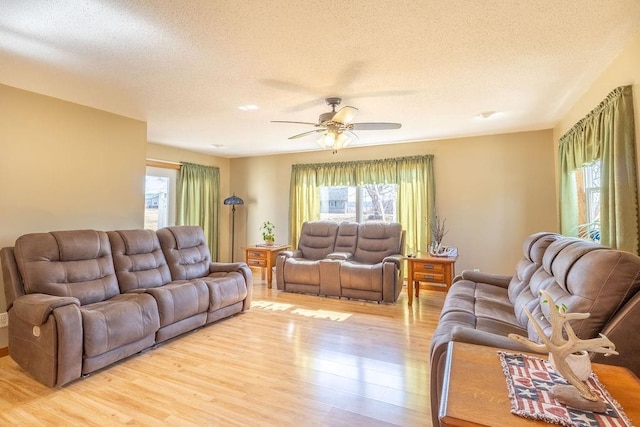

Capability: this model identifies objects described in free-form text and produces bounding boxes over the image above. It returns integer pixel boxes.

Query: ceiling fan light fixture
[317,130,352,151]
[336,132,351,148]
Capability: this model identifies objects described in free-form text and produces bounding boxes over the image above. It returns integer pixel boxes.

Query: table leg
[407,260,414,306]
[415,281,420,297]
[267,266,273,289]
[408,279,413,306]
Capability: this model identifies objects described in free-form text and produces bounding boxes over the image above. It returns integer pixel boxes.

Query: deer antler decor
[508,290,618,410]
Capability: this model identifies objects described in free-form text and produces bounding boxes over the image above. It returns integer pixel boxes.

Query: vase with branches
[429,211,449,255]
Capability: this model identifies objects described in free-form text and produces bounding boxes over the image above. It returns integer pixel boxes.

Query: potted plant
[260,221,275,245]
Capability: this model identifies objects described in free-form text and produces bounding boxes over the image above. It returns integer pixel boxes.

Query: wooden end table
[405,253,457,306]
[243,244,291,288]
[439,341,640,426]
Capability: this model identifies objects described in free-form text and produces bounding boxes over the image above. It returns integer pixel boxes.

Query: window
[574,160,601,242]
[319,184,398,222]
[144,166,177,230]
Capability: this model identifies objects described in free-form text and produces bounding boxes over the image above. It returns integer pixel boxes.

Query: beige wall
[145,143,233,261]
[553,30,640,194]
[0,84,148,346]
[229,129,558,275]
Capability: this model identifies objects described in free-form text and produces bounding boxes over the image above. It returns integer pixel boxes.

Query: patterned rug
[498,352,633,427]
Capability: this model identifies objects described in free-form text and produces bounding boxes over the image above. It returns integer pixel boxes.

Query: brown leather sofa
[275,221,405,303]
[0,226,252,387]
[429,232,640,427]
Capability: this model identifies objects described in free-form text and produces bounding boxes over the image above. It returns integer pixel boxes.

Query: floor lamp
[223,194,244,262]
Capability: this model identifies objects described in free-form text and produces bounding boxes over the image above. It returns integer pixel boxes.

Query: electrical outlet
[473,268,480,272]
[0,312,8,328]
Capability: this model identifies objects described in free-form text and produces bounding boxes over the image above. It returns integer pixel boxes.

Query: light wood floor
[0,276,445,426]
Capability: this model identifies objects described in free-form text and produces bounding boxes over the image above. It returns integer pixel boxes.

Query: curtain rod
[146,158,182,170]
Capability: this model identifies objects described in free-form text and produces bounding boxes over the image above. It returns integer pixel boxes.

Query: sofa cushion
[14,230,119,305]
[297,221,339,260]
[525,239,640,342]
[81,293,160,357]
[282,259,321,286]
[339,262,383,291]
[507,232,561,327]
[353,222,402,264]
[108,230,172,292]
[157,226,211,280]
[203,272,248,311]
[334,222,358,254]
[146,280,209,327]
[440,281,522,332]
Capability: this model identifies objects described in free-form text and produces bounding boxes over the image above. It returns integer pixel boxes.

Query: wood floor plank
[0,277,445,426]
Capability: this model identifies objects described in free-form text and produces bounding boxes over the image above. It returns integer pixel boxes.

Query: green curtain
[558,85,639,253]
[288,155,435,253]
[396,155,435,255]
[177,162,220,260]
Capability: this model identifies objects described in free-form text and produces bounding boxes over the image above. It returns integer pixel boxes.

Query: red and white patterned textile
[498,352,633,427]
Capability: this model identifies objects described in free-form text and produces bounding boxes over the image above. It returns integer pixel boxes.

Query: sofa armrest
[453,270,512,288]
[326,252,353,261]
[9,294,83,387]
[450,326,541,353]
[210,263,252,311]
[382,254,403,268]
[12,294,80,326]
[278,250,302,259]
[210,262,249,273]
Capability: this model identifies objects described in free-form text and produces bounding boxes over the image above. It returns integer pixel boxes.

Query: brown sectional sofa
[0,226,252,387]
[276,220,405,303]
[429,232,640,427]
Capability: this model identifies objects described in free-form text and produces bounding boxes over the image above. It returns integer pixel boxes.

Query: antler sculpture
[508,290,617,402]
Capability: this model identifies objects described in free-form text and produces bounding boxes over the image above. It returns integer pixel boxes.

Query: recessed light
[238,104,259,111]
[211,144,224,149]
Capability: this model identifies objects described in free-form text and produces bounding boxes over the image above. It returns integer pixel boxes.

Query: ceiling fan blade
[345,130,359,142]
[351,122,402,130]
[272,120,319,126]
[289,129,325,140]
[331,106,358,124]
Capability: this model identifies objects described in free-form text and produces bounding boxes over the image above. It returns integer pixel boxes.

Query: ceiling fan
[272,97,401,151]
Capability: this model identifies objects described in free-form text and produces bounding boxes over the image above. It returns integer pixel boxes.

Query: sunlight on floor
[252,300,352,321]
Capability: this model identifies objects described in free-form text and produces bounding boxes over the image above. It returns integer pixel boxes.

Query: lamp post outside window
[223,194,244,262]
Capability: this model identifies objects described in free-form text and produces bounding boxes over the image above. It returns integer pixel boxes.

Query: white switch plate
[0,312,8,328]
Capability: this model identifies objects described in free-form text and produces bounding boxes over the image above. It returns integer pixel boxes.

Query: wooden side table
[405,253,457,306]
[439,342,640,426]
[243,244,291,288]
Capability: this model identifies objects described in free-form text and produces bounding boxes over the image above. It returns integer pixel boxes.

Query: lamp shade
[223,194,244,205]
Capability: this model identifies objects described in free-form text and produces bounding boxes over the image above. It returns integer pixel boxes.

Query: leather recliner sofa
[429,232,640,427]
[276,220,405,303]
[0,225,252,387]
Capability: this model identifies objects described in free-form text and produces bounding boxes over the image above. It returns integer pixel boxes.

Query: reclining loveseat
[0,226,252,387]
[429,232,640,426]
[276,220,405,303]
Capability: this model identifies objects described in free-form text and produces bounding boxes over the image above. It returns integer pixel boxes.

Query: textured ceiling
[2,1,640,157]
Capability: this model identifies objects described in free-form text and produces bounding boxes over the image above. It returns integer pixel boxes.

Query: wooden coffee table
[439,342,640,426]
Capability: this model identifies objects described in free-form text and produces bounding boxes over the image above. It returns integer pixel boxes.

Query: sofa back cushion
[297,221,339,260]
[523,238,640,342]
[14,230,119,305]
[509,232,562,325]
[335,222,359,254]
[353,222,402,264]
[157,226,211,280]
[108,229,172,292]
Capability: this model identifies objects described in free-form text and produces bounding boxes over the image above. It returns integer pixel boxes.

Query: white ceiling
[2,1,640,158]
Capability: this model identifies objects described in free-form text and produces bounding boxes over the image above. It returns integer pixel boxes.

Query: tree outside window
[319,184,397,222]
[574,160,601,242]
